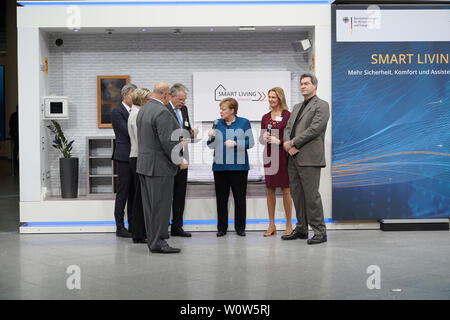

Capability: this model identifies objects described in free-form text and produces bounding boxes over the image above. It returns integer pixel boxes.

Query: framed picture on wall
[97,75,130,128]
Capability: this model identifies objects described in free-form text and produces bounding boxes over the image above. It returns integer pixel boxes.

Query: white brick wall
[47,31,311,195]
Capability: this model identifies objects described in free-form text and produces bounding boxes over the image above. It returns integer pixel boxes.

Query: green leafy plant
[47,120,74,158]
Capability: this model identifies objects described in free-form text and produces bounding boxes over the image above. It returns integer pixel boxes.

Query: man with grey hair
[112,83,137,238]
[165,83,198,237]
[282,73,330,244]
[137,82,188,253]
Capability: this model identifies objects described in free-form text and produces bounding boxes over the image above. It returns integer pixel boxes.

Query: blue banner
[332,7,450,220]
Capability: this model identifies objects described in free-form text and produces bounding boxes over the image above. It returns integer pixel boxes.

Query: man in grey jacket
[282,73,330,245]
[136,82,188,253]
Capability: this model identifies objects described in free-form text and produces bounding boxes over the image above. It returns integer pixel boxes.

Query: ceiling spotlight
[173,28,182,34]
[105,28,115,35]
[239,26,255,31]
[210,28,215,32]
[141,28,147,32]
[73,28,80,33]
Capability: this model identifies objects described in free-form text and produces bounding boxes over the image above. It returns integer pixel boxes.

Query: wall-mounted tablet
[43,96,68,119]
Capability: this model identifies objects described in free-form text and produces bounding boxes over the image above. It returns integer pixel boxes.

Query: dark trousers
[114,160,134,230]
[171,168,188,229]
[129,157,146,239]
[213,170,248,233]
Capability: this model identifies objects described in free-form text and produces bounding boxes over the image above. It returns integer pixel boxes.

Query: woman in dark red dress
[259,87,293,237]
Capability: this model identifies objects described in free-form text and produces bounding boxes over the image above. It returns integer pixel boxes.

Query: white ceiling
[42,26,313,35]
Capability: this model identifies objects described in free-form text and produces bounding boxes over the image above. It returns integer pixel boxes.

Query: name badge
[275,116,283,122]
[184,121,190,127]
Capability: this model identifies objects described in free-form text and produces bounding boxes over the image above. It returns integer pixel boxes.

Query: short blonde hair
[268,87,288,111]
[132,88,151,106]
[220,98,239,115]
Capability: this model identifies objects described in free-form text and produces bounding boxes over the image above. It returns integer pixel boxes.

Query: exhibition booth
[16,1,448,233]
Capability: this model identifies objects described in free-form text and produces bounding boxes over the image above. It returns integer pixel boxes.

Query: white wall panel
[18,27,42,202]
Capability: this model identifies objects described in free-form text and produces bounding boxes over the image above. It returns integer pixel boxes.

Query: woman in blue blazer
[207,98,254,237]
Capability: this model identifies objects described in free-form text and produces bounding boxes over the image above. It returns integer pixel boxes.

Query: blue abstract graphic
[332,40,450,220]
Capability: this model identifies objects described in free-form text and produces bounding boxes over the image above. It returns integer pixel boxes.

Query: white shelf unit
[86,136,117,194]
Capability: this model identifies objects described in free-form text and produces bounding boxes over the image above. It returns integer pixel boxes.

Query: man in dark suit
[282,73,330,245]
[136,82,188,254]
[165,83,198,238]
[112,83,137,238]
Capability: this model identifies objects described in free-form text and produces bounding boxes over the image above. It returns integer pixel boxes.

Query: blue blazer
[111,102,131,162]
[207,116,254,171]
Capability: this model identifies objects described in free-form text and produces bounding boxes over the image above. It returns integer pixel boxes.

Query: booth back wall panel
[47,32,311,195]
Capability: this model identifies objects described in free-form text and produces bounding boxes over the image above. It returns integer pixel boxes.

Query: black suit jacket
[111,102,131,162]
[165,103,194,162]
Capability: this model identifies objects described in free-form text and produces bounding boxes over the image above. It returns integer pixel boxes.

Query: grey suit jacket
[136,98,180,177]
[284,95,329,167]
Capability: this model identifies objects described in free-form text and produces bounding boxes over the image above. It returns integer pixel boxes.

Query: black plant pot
[60,157,79,198]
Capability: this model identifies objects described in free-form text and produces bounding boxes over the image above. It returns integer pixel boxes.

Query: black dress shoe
[171,227,192,237]
[161,234,170,239]
[236,230,246,237]
[132,238,147,244]
[307,234,327,245]
[216,231,226,237]
[281,230,308,240]
[150,245,181,254]
[116,228,132,238]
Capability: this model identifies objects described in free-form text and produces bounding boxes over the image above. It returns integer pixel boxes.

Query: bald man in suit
[282,73,329,245]
[136,82,188,254]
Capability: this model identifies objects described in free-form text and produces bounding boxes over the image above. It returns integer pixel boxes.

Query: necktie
[174,108,182,127]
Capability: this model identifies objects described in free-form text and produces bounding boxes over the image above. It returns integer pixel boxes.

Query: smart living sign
[214,85,267,102]
[193,71,291,121]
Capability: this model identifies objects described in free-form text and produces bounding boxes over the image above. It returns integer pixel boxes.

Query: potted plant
[47,120,79,198]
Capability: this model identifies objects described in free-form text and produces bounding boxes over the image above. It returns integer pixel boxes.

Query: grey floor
[0,159,449,300]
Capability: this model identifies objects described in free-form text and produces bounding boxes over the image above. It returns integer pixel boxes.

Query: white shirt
[122,101,132,113]
[127,105,140,158]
